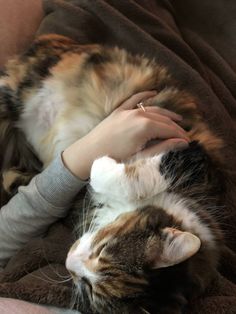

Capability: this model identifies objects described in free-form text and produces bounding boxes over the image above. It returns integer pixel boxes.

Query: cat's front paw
[2,169,33,195]
[1,169,35,206]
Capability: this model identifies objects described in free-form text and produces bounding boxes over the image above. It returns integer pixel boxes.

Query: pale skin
[62,90,189,180]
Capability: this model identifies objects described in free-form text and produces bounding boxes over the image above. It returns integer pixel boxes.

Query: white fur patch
[18,80,68,163]
[66,233,98,284]
[91,155,168,200]
[90,155,170,229]
[18,78,103,164]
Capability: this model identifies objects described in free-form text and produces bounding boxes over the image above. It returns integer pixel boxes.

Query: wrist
[62,137,97,180]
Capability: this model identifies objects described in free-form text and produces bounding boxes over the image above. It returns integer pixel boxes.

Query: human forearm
[0,154,85,268]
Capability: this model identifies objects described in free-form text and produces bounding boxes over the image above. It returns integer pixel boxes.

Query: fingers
[141,111,186,136]
[138,139,189,158]
[117,91,183,124]
[141,106,182,122]
[144,120,190,142]
[117,91,157,110]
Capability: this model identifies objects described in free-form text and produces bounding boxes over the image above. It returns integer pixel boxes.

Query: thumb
[137,139,189,158]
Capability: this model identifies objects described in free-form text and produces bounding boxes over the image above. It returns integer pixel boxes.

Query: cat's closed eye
[95,243,107,257]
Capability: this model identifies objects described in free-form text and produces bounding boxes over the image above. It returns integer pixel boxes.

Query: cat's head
[66,206,202,313]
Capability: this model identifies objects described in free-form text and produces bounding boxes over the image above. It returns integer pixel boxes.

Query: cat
[0,34,224,313]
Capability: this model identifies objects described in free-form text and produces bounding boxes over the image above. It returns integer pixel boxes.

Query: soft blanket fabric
[1,0,236,313]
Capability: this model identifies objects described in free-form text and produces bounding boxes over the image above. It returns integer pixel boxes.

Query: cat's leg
[1,168,36,206]
[90,153,171,202]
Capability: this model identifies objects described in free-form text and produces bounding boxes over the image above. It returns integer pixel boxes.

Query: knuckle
[141,118,151,130]
[132,109,140,118]
[161,116,172,124]
[176,130,185,138]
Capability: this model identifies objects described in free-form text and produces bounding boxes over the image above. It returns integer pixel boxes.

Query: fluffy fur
[0,34,225,313]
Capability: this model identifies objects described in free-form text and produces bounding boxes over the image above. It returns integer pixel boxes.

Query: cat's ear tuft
[146,227,201,269]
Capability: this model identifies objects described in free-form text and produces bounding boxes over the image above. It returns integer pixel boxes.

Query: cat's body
[0,35,224,313]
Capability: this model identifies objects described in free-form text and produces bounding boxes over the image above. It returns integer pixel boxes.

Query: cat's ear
[146,227,201,269]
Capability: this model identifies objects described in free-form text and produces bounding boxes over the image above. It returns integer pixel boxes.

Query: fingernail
[175,114,183,121]
[176,141,189,149]
[180,134,190,143]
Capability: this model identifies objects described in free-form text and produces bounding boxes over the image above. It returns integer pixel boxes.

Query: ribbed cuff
[35,154,87,207]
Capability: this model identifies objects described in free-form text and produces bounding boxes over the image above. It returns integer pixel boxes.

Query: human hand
[62,91,189,180]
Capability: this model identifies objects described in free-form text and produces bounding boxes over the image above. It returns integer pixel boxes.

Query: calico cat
[0,34,224,313]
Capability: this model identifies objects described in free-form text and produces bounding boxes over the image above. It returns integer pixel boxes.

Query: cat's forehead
[92,210,145,246]
[91,206,173,248]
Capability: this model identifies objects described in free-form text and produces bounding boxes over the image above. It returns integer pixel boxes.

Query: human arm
[0,154,86,269]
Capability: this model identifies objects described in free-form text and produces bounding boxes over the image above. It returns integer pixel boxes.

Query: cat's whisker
[40,243,72,280]
[38,267,73,284]
[82,190,90,234]
[81,191,90,233]
[70,285,80,310]
[84,196,94,233]
[22,263,73,284]
[88,207,98,233]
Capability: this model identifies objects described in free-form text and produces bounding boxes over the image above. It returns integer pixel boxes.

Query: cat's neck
[91,191,216,247]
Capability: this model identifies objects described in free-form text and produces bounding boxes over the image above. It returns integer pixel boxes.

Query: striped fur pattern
[0,35,224,313]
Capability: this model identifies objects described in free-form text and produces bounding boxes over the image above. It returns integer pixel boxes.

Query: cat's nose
[68,239,80,257]
[66,245,90,279]
[66,252,83,282]
[66,233,93,281]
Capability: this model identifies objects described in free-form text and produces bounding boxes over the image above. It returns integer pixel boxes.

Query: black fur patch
[160,141,210,189]
[32,54,61,78]
[87,53,111,65]
[0,86,21,120]
[17,54,61,99]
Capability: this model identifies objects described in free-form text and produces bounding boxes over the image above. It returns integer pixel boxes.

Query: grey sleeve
[0,154,87,268]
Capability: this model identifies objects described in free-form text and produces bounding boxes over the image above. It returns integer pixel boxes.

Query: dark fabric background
[0,1,236,313]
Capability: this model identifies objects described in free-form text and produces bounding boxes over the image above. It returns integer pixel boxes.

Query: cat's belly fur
[18,81,105,165]
[16,45,159,166]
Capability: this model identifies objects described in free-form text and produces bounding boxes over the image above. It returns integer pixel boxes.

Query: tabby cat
[0,35,224,313]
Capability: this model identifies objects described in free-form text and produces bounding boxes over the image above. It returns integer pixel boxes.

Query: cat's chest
[93,193,215,245]
[18,81,102,164]
[18,83,68,162]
